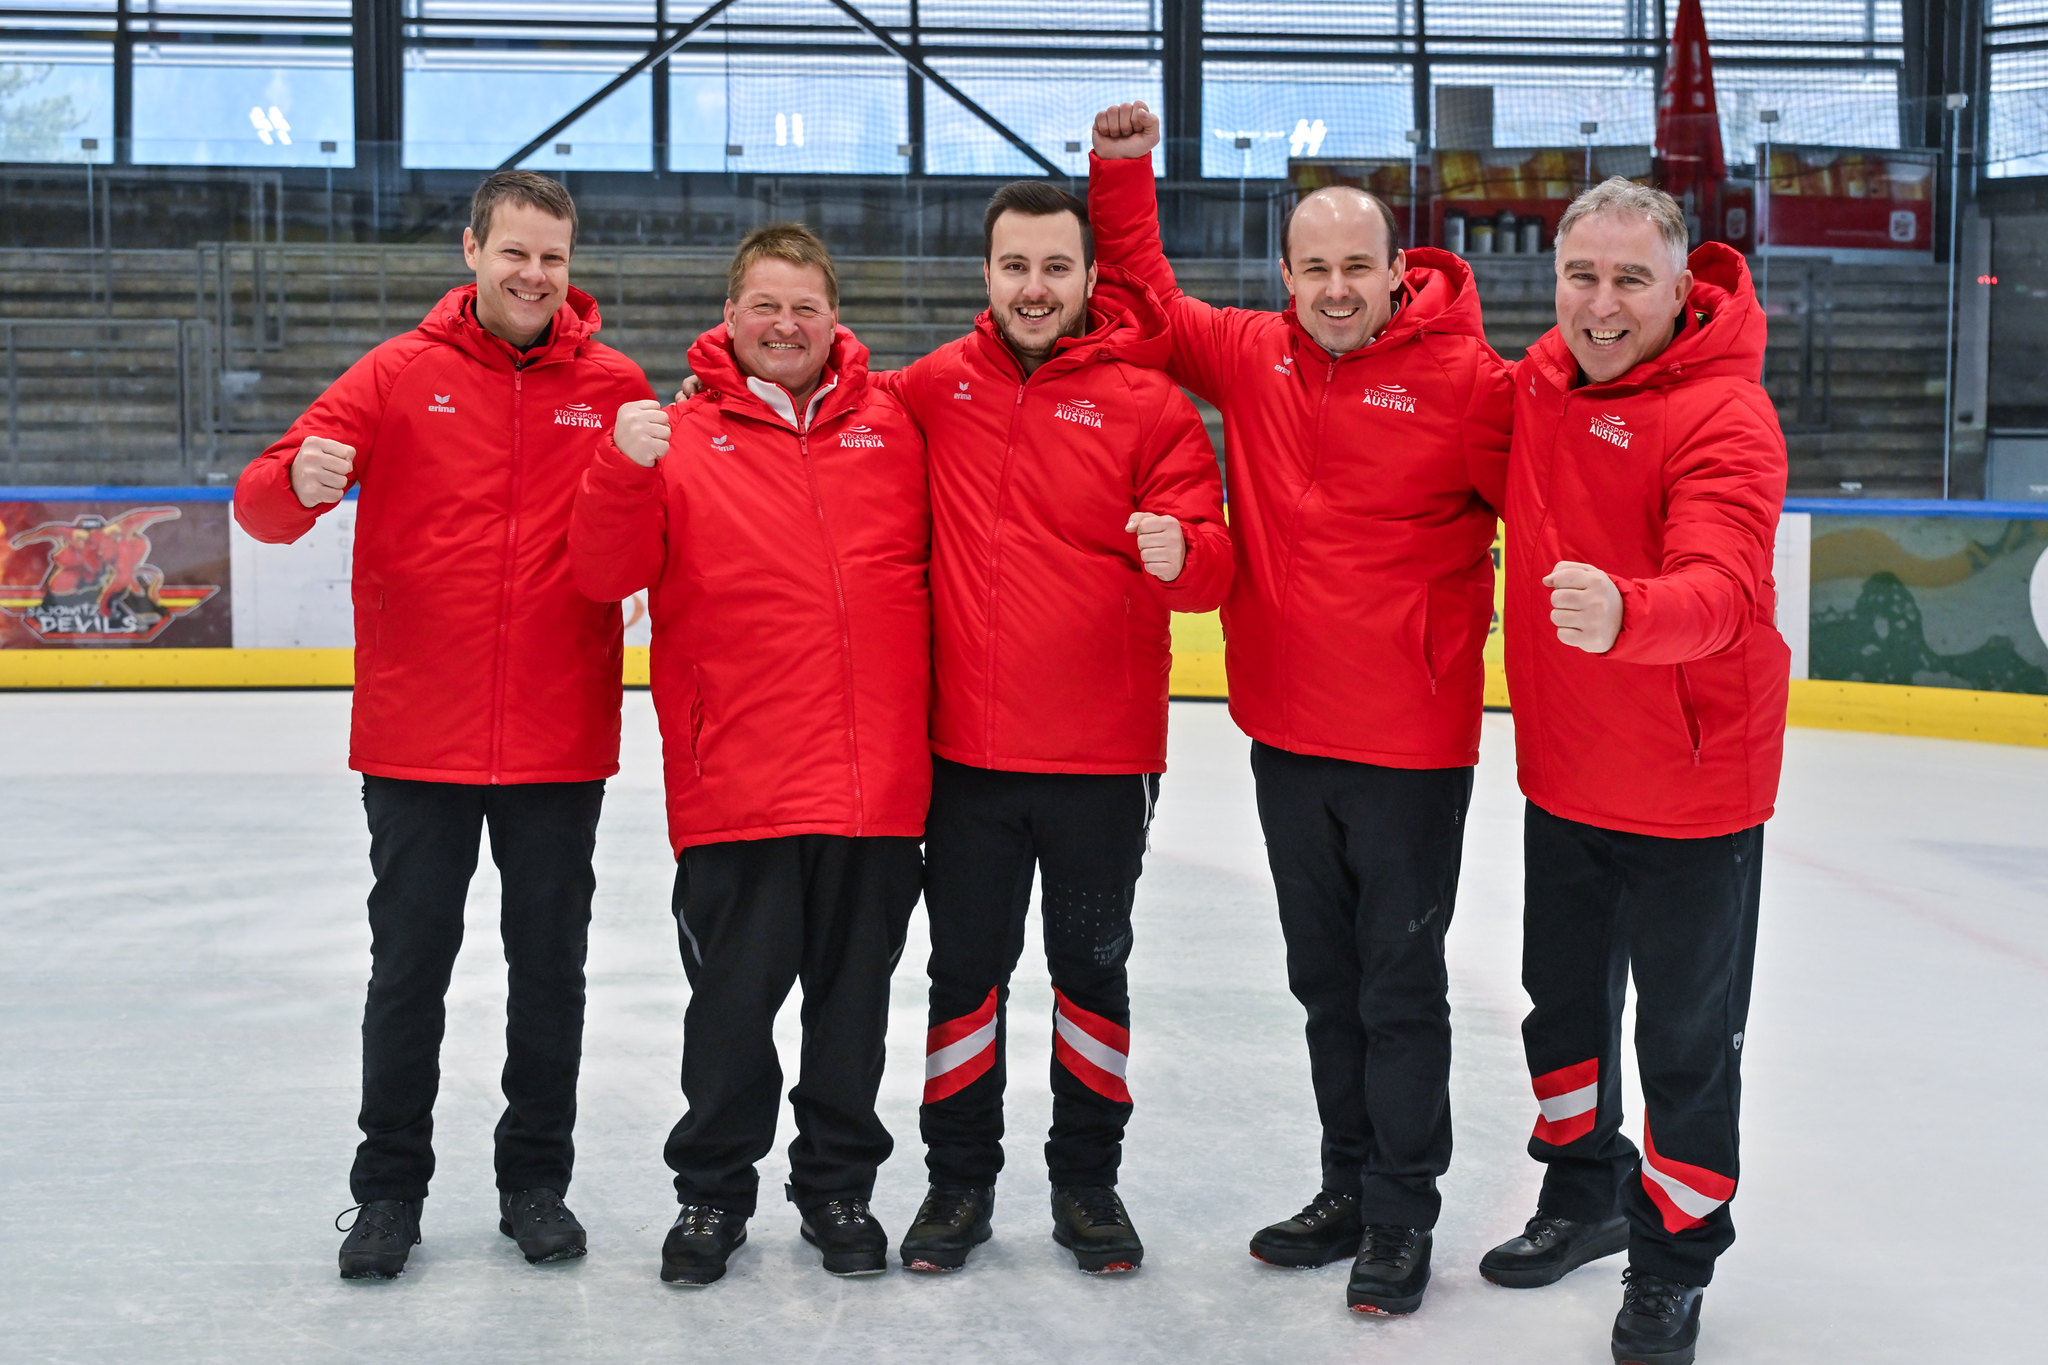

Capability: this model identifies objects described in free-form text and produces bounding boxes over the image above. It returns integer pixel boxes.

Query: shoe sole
[1612,1345,1695,1365]
[901,1222,993,1272]
[338,1263,406,1281]
[801,1224,888,1276]
[499,1219,588,1264]
[661,1228,745,1286]
[1348,1292,1425,1316]
[1052,1228,1142,1274]
[1480,1221,1630,1289]
[1249,1234,1363,1269]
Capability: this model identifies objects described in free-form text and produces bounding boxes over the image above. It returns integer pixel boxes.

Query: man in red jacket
[878,182,1229,1276]
[1091,103,1511,1313]
[233,171,654,1279]
[1480,179,1788,1365]
[570,224,930,1288]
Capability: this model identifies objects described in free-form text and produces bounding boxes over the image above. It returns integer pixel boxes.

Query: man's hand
[289,436,354,509]
[1093,102,1161,160]
[614,400,671,467]
[673,374,703,404]
[1127,512,1186,583]
[1546,561,1623,654]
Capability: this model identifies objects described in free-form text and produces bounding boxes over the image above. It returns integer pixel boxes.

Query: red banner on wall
[0,499,230,648]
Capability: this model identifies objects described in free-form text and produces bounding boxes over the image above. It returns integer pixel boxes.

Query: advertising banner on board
[0,498,230,648]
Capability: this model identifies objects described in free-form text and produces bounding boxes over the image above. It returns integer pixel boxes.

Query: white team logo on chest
[1274,354,1295,376]
[553,400,603,428]
[1362,382,1417,414]
[953,380,973,401]
[840,423,886,449]
[1054,397,1103,428]
[709,433,735,451]
[1589,412,1633,448]
[427,392,456,414]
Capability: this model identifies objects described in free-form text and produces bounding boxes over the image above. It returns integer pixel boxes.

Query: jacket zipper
[1674,663,1702,765]
[1422,585,1439,695]
[800,422,866,830]
[490,363,526,783]
[985,381,1027,759]
[1273,358,1335,735]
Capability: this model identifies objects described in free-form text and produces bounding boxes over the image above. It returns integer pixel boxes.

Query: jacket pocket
[1122,592,1134,699]
[687,666,705,776]
[1674,664,1702,764]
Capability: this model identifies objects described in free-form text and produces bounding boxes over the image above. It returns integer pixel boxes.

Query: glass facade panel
[1989,50,2048,179]
[1202,62,1413,177]
[922,60,1161,177]
[404,56,653,170]
[668,53,907,173]
[132,51,354,166]
[0,47,115,163]
[1428,63,1656,149]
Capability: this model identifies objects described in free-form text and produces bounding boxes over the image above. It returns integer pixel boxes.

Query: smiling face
[1554,211,1694,385]
[724,257,838,402]
[462,201,574,348]
[1279,189,1405,356]
[984,209,1096,373]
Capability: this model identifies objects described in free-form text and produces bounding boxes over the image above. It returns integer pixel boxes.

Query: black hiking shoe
[660,1205,747,1286]
[1480,1212,1630,1288]
[1050,1185,1143,1274]
[336,1199,422,1280]
[798,1196,889,1276]
[900,1184,995,1272]
[1611,1267,1704,1365]
[1346,1225,1431,1315]
[498,1188,587,1264]
[1250,1190,1363,1268]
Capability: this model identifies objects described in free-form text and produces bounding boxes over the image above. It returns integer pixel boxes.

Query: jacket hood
[1282,246,1487,358]
[970,263,1172,375]
[686,321,874,428]
[1525,241,1765,393]
[417,283,602,368]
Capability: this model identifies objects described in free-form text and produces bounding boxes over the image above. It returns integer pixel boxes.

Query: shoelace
[919,1187,983,1226]
[1620,1267,1690,1322]
[1066,1188,1129,1230]
[333,1202,406,1238]
[1293,1192,1356,1229]
[508,1190,571,1225]
[812,1198,873,1229]
[674,1205,733,1237]
[1521,1214,1573,1247]
[1357,1224,1420,1266]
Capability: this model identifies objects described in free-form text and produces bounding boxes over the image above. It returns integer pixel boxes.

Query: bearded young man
[878,181,1229,1276]
[571,223,931,1288]
[234,171,653,1280]
[1089,102,1511,1315]
[1482,178,1788,1365]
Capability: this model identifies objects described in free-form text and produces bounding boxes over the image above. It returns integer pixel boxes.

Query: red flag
[1655,0,1726,202]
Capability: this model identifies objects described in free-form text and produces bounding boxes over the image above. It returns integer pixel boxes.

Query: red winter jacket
[1089,152,1512,769]
[569,325,932,854]
[234,285,653,784]
[1506,243,1790,838]
[883,268,1229,774]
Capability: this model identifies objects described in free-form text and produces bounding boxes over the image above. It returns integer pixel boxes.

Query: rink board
[7,488,2048,747]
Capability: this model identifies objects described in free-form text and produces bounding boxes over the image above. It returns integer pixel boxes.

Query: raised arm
[570,401,673,603]
[1128,383,1231,612]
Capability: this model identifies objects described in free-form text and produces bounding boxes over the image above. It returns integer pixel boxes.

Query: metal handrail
[1,317,218,479]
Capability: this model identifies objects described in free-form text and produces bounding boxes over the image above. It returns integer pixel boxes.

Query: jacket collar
[967,263,1172,380]
[686,323,872,431]
[416,283,601,369]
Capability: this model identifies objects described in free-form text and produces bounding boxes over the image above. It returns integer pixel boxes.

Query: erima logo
[709,433,735,451]
[1273,354,1295,376]
[953,379,973,401]
[1362,382,1417,413]
[839,423,886,448]
[1054,398,1103,428]
[427,393,456,414]
[553,400,603,428]
[1589,412,1633,448]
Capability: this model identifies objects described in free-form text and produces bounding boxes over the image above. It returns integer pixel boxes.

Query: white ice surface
[3,693,2045,1363]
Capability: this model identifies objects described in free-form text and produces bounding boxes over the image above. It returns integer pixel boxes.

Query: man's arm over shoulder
[1605,390,1787,666]
[233,340,406,543]
[570,411,672,602]
[1134,378,1232,612]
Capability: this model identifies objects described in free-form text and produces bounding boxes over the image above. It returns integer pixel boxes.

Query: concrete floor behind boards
[3,693,2043,1363]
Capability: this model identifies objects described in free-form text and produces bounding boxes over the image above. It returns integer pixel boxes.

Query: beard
[994,300,1089,365]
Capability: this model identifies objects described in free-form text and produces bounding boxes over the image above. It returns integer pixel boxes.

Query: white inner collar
[746,374,838,431]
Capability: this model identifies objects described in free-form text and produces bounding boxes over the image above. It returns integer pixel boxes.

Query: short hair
[1281,186,1401,267]
[982,181,1095,267]
[726,222,839,310]
[1555,177,1690,275]
[469,170,578,251]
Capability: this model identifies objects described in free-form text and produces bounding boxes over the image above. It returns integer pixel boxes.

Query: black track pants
[1519,801,1764,1287]
[351,775,605,1203]
[1251,741,1473,1230]
[663,834,922,1216]
[919,757,1159,1189]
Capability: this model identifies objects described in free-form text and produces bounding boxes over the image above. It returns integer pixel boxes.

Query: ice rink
[4,691,2043,1363]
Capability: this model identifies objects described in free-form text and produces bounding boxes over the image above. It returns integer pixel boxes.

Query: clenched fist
[673,374,704,404]
[1093,101,1161,160]
[1545,560,1623,654]
[290,436,354,508]
[614,399,671,467]
[1126,511,1186,583]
